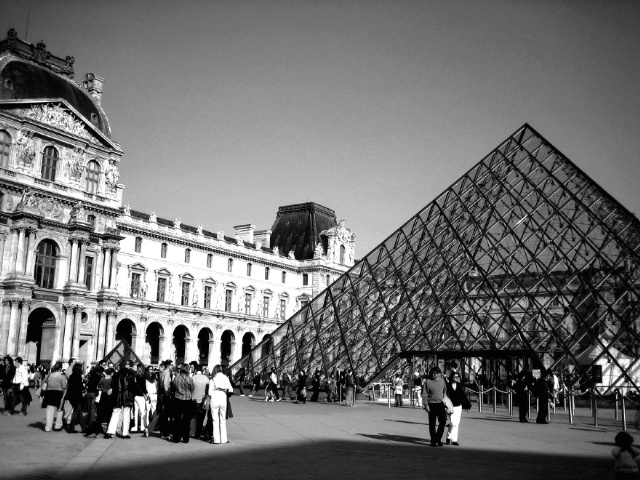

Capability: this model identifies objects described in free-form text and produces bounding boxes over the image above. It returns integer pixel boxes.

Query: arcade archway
[115,319,136,347]
[242,332,255,356]
[145,322,164,365]
[220,330,235,366]
[172,325,190,365]
[198,328,213,366]
[25,307,56,366]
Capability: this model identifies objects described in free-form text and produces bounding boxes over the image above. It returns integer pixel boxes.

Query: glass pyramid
[101,340,144,368]
[233,124,640,393]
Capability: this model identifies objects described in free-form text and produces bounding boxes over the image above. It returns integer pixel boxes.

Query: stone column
[62,305,74,360]
[163,326,174,364]
[24,229,37,277]
[71,307,81,358]
[95,249,105,292]
[232,331,243,364]
[105,310,116,354]
[77,241,88,287]
[6,300,20,356]
[101,248,112,289]
[157,335,165,364]
[17,300,30,356]
[211,328,222,367]
[14,228,26,275]
[0,300,11,354]
[55,254,68,290]
[108,248,119,290]
[7,229,18,274]
[68,239,78,282]
[95,310,104,360]
[207,339,216,368]
[51,325,63,365]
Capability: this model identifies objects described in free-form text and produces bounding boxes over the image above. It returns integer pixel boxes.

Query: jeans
[395,393,403,407]
[86,393,98,424]
[172,398,194,442]
[346,387,355,407]
[12,385,28,414]
[132,395,148,432]
[427,403,447,444]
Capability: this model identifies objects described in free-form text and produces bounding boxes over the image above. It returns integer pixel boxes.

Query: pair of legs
[107,407,131,437]
[172,399,193,443]
[68,403,86,432]
[446,405,462,444]
[132,395,148,433]
[210,392,228,444]
[518,393,529,422]
[395,393,403,407]
[346,387,355,407]
[45,405,64,431]
[428,403,447,445]
[11,386,28,415]
[536,399,549,424]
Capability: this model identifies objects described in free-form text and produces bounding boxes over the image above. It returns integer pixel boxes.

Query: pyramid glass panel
[232,124,640,393]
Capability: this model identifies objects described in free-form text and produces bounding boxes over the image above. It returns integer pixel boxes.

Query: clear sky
[2,1,640,257]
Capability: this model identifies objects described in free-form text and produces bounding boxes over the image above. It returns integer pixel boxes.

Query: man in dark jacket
[104,361,136,439]
[534,369,552,424]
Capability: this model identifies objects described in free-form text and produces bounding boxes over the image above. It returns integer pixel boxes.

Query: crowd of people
[3,356,235,444]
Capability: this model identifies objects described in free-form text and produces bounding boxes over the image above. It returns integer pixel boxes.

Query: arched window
[206,253,212,268]
[247,262,252,276]
[340,245,346,264]
[185,248,191,263]
[0,130,11,168]
[41,146,58,181]
[160,242,167,258]
[34,240,58,289]
[85,160,100,194]
[227,258,233,272]
[265,266,270,280]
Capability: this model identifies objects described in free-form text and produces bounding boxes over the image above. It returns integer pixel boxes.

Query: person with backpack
[612,431,640,479]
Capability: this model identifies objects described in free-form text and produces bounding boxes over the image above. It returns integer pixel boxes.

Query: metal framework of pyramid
[101,340,143,368]
[232,124,640,394]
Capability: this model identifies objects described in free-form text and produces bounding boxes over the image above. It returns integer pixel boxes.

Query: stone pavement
[0,394,628,480]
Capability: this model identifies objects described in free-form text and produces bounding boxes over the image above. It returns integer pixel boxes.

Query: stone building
[0,29,355,368]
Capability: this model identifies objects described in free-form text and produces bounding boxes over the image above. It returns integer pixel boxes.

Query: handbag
[200,395,211,411]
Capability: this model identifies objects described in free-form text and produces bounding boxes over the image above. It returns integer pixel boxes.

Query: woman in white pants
[209,365,232,444]
[445,372,469,446]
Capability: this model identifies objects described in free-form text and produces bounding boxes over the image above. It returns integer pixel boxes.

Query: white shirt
[13,365,29,388]
[209,373,232,395]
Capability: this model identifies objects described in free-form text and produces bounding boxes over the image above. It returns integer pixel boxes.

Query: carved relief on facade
[17,103,97,143]
[16,130,36,168]
[16,189,64,220]
[64,147,86,182]
[69,201,86,222]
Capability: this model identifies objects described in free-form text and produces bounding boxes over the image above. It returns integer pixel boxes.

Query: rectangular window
[225,289,233,312]
[157,277,167,302]
[135,237,142,253]
[207,253,212,268]
[204,285,212,309]
[84,256,94,290]
[130,272,141,298]
[265,267,270,280]
[300,299,309,310]
[247,262,252,276]
[302,273,309,286]
[263,296,270,317]
[281,271,286,283]
[326,274,330,286]
[280,299,286,320]
[185,249,191,263]
[228,258,233,272]
[161,243,167,258]
[245,293,252,314]
[181,282,190,306]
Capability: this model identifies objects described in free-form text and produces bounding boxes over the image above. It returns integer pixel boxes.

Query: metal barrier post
[528,391,531,419]
[508,389,513,416]
[387,384,391,408]
[493,388,497,414]
[622,394,627,431]
[593,389,598,427]
[615,389,620,421]
[479,385,483,413]
[568,390,574,424]
[563,387,567,412]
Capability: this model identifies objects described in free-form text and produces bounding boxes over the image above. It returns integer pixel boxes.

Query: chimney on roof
[234,224,255,244]
[83,73,104,105]
[254,229,271,247]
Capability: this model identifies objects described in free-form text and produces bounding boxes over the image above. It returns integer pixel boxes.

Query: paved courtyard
[0,394,628,480]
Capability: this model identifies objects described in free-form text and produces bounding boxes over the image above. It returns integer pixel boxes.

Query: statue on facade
[66,147,85,181]
[193,288,199,306]
[197,224,203,235]
[288,249,296,260]
[314,243,324,259]
[105,164,120,190]
[174,218,181,229]
[69,201,85,222]
[149,212,157,222]
[17,189,39,210]
[123,204,131,215]
[217,231,224,240]
[140,279,148,299]
[272,246,279,255]
[16,130,36,167]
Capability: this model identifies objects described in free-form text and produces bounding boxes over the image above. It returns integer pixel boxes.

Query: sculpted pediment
[1,99,120,151]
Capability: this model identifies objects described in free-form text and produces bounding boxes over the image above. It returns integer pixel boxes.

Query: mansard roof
[270,202,338,260]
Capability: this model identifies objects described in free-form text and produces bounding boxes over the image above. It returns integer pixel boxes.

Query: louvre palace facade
[0,30,355,368]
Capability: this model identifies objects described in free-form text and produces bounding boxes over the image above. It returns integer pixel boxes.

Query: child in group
[612,431,640,479]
